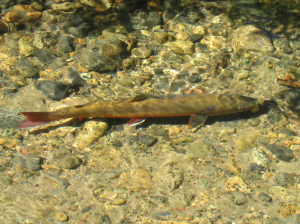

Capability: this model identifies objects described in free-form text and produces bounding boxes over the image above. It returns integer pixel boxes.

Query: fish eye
[238,105,245,110]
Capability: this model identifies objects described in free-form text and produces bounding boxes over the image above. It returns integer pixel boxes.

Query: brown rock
[3,5,42,22]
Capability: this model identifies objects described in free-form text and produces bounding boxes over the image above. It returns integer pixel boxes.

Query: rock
[57,35,74,54]
[225,176,251,193]
[162,8,176,23]
[233,191,247,205]
[18,57,38,78]
[237,71,250,80]
[34,80,72,100]
[258,192,272,202]
[110,198,126,205]
[275,172,295,187]
[269,186,295,200]
[79,0,112,10]
[74,121,109,148]
[127,135,158,149]
[54,212,68,221]
[55,151,81,169]
[257,136,270,145]
[100,190,118,200]
[18,37,35,57]
[201,36,226,50]
[102,214,112,224]
[139,11,161,29]
[0,177,13,186]
[164,41,194,55]
[3,5,42,22]
[191,193,209,207]
[186,140,211,159]
[87,146,122,171]
[131,47,152,58]
[52,2,79,11]
[0,19,9,35]
[65,16,94,38]
[235,130,263,151]
[232,25,274,53]
[273,37,292,53]
[271,161,300,175]
[169,81,185,92]
[249,147,270,166]
[41,173,70,188]
[266,144,294,162]
[13,154,42,171]
[80,38,127,72]
[118,168,151,192]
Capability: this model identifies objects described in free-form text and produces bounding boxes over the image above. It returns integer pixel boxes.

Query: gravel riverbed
[1,0,300,223]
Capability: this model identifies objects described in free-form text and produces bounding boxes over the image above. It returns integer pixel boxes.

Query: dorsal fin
[128,93,158,102]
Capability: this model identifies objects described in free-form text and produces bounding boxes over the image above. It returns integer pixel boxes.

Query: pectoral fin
[188,114,208,131]
[128,118,146,126]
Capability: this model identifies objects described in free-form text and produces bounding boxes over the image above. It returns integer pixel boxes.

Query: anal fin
[188,114,208,132]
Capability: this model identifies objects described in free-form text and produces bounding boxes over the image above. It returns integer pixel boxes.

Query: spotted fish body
[20,93,259,129]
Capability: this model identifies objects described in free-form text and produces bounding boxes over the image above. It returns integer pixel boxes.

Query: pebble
[164,41,194,55]
[266,144,294,162]
[79,0,111,10]
[74,121,109,148]
[18,37,35,57]
[57,35,75,54]
[0,177,13,186]
[235,130,263,151]
[55,151,81,169]
[249,147,270,166]
[275,172,295,187]
[54,212,68,222]
[0,138,7,145]
[131,47,152,58]
[0,19,9,35]
[273,37,292,53]
[186,140,211,159]
[51,2,80,11]
[13,154,42,171]
[3,5,42,22]
[232,25,274,53]
[258,192,272,202]
[236,71,250,80]
[257,136,270,145]
[100,190,118,200]
[80,38,127,72]
[118,168,151,192]
[269,186,295,200]
[110,198,126,205]
[233,191,248,205]
[225,176,251,193]
[127,135,158,149]
[42,173,70,188]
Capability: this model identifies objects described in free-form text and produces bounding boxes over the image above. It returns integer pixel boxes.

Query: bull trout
[19,93,259,129]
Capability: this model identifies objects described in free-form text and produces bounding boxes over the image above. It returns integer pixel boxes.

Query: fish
[19,93,259,130]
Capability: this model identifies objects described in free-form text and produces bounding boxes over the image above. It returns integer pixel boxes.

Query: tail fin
[19,112,53,129]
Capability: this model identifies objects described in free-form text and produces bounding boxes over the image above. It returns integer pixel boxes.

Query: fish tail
[19,112,54,129]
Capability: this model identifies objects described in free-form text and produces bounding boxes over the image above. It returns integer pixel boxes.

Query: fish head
[208,94,259,116]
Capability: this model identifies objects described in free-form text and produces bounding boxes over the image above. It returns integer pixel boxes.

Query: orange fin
[19,112,52,129]
[128,118,146,126]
